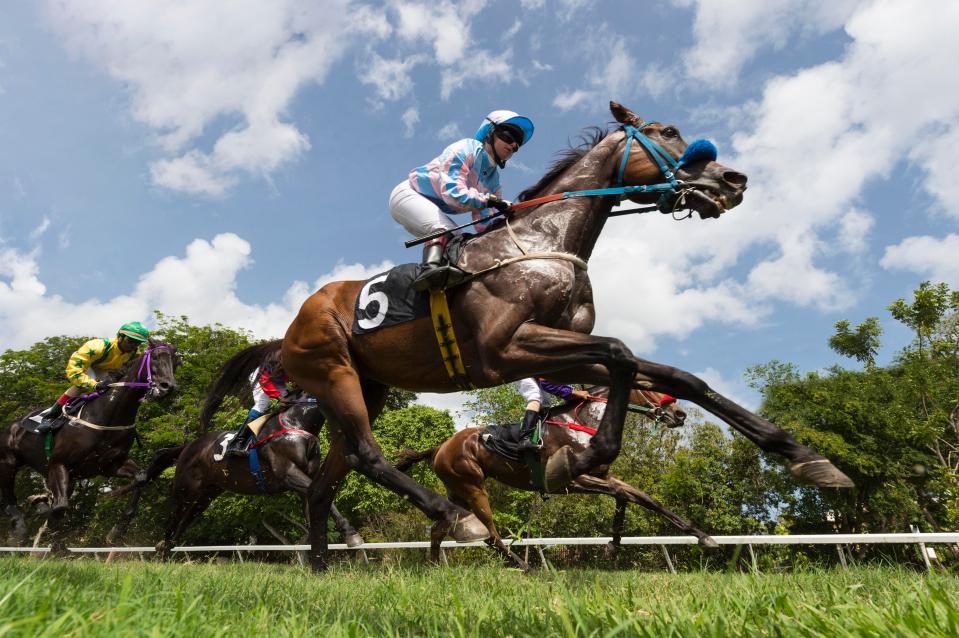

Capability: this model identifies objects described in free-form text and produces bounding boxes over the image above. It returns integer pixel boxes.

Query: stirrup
[413,265,469,292]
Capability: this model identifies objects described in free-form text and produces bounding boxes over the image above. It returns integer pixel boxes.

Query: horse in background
[0,341,179,551]
[124,342,363,557]
[397,386,717,571]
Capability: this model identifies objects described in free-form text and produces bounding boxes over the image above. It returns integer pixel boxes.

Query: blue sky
[2,0,958,420]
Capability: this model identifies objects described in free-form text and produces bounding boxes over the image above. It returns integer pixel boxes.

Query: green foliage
[829,317,883,366]
[750,281,959,539]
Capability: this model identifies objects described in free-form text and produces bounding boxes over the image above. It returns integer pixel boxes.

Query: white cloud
[401,107,420,138]
[553,89,590,112]
[0,233,392,349]
[676,0,859,87]
[44,1,388,196]
[29,216,51,240]
[437,122,463,140]
[880,234,959,286]
[520,0,545,9]
[360,53,425,102]
[550,27,636,112]
[835,207,873,254]
[908,122,959,218]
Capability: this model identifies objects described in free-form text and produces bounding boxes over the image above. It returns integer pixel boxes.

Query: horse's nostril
[723,171,747,187]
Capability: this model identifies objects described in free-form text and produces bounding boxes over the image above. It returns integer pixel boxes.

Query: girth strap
[429,289,473,390]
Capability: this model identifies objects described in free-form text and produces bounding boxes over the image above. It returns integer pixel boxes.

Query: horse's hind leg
[571,475,718,548]
[157,488,220,559]
[0,459,27,544]
[106,458,148,545]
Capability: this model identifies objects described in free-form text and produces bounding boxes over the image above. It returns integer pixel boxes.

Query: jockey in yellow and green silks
[34,322,150,431]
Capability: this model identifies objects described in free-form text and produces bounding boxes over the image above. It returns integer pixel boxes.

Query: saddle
[479,421,529,462]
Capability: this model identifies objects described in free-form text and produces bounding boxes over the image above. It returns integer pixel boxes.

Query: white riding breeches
[515,378,547,405]
[389,181,460,237]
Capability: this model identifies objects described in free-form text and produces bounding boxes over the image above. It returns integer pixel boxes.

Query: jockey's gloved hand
[93,381,111,393]
[487,194,512,213]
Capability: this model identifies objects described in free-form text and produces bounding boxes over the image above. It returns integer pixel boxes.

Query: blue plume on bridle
[677,138,718,168]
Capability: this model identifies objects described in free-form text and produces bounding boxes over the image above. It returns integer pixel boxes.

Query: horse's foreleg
[106,458,148,545]
[306,434,351,572]
[44,463,70,554]
[570,475,717,547]
[624,356,852,487]
[492,323,638,491]
[285,465,363,548]
[609,499,627,556]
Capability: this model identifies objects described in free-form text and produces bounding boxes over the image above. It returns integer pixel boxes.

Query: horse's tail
[108,444,186,498]
[200,340,283,431]
[395,447,438,473]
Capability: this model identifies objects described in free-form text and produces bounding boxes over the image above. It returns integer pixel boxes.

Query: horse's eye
[662,126,678,138]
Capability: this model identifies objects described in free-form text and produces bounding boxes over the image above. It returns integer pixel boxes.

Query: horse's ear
[610,101,642,127]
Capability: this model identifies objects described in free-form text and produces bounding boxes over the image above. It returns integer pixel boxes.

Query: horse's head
[141,340,180,399]
[610,101,747,219]
[628,388,686,428]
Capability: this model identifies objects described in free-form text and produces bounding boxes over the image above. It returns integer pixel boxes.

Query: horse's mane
[517,127,610,201]
[200,339,283,430]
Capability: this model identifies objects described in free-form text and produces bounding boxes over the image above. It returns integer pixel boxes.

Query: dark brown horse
[396,387,717,571]
[282,101,852,570]
[132,342,363,557]
[0,341,179,550]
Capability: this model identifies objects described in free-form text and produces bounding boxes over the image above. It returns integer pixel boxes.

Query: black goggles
[494,127,522,148]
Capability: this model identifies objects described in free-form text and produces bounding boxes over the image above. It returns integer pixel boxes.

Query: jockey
[33,322,150,433]
[389,109,534,291]
[514,377,589,452]
[223,360,290,457]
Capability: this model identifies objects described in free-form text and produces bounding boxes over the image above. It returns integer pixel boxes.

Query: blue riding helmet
[475,110,535,147]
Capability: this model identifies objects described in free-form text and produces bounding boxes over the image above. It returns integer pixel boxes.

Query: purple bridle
[69,344,175,406]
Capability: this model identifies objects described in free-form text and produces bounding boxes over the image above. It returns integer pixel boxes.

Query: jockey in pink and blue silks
[389,109,535,291]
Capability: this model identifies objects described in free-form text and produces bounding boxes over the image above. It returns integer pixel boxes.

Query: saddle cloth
[351,236,471,335]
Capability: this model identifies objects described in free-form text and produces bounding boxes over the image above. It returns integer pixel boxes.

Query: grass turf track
[0,558,956,637]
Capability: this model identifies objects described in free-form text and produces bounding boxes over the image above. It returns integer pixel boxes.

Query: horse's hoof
[544,446,576,493]
[450,513,489,543]
[344,533,364,548]
[790,459,855,488]
[699,535,719,549]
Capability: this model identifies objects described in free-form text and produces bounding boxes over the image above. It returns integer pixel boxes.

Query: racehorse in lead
[396,386,718,571]
[282,101,853,570]
[0,341,179,551]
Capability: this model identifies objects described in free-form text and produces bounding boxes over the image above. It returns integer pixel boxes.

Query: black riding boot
[516,409,543,453]
[34,402,65,434]
[413,240,468,292]
[413,242,447,291]
[223,423,253,458]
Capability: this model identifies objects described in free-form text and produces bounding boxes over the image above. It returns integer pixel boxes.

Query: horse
[131,342,363,558]
[395,387,717,571]
[279,101,852,570]
[0,340,179,551]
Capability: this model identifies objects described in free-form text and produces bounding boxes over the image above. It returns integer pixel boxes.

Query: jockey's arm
[65,338,106,391]
[437,142,494,213]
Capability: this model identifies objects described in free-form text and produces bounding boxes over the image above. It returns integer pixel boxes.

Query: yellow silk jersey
[65,338,138,390]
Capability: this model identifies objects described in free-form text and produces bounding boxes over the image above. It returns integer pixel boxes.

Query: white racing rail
[2,532,957,553]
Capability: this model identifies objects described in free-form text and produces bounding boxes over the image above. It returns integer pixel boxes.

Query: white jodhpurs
[249,368,272,413]
[389,181,460,238]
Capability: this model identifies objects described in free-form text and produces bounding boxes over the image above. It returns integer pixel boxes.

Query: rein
[544,390,671,434]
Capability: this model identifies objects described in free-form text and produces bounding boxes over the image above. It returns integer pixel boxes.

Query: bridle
[71,344,176,406]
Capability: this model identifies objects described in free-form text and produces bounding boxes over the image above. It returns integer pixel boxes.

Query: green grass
[0,557,956,637]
